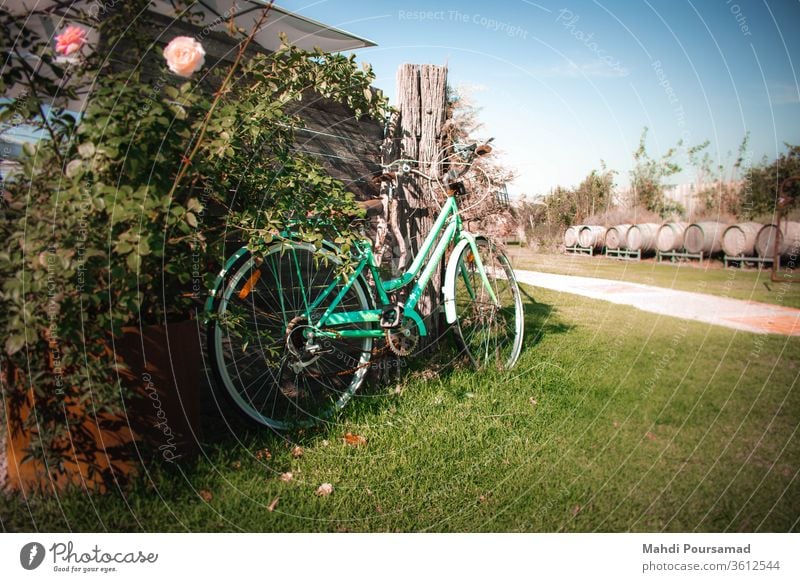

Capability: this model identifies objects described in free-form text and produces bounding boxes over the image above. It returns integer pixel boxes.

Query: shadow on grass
[200,289,574,449]
[518,284,573,347]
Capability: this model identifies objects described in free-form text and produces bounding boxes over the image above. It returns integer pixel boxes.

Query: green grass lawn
[2,285,798,532]
[507,248,800,309]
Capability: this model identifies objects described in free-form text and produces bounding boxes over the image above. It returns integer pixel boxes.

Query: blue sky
[279,0,800,198]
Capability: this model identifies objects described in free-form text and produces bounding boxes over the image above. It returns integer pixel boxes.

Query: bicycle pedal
[379,304,403,328]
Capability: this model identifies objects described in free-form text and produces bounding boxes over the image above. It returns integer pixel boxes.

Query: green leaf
[78,142,96,158]
[187,198,203,213]
[115,240,132,254]
[126,252,141,271]
[5,333,26,356]
[65,159,83,179]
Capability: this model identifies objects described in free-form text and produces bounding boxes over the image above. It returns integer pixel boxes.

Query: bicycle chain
[301,327,423,378]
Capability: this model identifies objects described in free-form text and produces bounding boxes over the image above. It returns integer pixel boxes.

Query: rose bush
[0,0,388,487]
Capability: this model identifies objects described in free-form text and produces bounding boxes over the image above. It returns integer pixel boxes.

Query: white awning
[4,1,376,54]
[148,1,377,53]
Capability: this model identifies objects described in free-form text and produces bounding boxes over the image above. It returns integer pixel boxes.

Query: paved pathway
[514,270,800,336]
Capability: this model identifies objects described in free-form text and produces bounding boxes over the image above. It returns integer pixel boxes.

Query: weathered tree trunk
[395,63,448,348]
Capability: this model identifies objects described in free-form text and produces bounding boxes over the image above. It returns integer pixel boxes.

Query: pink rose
[163,36,206,78]
[55,25,88,56]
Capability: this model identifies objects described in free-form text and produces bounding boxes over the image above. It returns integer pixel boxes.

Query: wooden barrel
[626,223,660,253]
[683,221,726,254]
[605,224,631,250]
[721,222,763,257]
[755,221,800,258]
[656,222,687,252]
[564,226,580,248]
[578,225,607,249]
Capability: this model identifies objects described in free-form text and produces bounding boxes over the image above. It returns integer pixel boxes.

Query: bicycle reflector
[238,269,262,299]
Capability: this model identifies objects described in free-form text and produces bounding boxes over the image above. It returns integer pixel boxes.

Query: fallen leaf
[199,489,213,502]
[613,420,620,428]
[365,487,373,496]
[255,448,272,461]
[231,460,242,470]
[645,431,657,441]
[571,504,582,517]
[419,369,437,381]
[291,445,304,458]
[529,397,538,406]
[267,496,280,512]
[343,432,367,447]
[479,494,491,504]
[375,504,383,514]
[315,483,333,496]
[279,472,293,482]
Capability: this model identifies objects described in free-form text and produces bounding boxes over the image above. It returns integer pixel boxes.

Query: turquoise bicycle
[206,141,524,429]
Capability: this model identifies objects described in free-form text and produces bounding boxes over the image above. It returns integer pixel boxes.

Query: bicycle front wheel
[450,238,524,370]
[208,242,374,429]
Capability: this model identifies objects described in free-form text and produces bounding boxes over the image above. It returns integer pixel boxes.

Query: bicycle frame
[303,195,498,339]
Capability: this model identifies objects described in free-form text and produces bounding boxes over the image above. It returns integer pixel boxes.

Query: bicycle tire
[449,238,524,370]
[207,241,374,429]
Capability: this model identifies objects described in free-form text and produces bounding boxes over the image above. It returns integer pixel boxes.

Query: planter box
[2,320,205,492]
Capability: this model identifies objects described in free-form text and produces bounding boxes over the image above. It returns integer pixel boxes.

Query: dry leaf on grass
[343,432,367,447]
[291,445,304,458]
[571,504,582,517]
[231,460,242,470]
[529,397,538,406]
[199,490,213,502]
[267,496,280,512]
[315,483,333,496]
[255,448,272,461]
[645,431,657,441]
[279,472,293,482]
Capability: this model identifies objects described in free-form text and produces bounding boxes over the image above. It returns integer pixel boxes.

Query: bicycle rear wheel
[208,242,374,429]
[450,238,524,370]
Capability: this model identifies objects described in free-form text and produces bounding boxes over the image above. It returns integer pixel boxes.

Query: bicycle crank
[385,319,419,357]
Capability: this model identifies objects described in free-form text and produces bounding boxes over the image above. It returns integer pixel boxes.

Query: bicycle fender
[204,234,344,320]
[443,233,486,324]
[203,246,251,322]
[205,238,376,324]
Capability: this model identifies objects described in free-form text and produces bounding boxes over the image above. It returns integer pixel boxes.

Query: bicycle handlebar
[379,139,494,184]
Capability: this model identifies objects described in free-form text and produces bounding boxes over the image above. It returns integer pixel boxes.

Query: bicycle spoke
[451,239,523,370]
[210,242,374,429]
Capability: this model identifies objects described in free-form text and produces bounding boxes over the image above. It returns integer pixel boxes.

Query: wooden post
[395,63,448,348]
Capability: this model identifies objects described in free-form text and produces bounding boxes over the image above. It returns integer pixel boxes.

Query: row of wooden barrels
[564,221,800,258]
